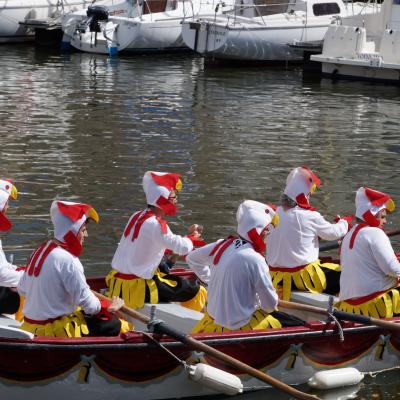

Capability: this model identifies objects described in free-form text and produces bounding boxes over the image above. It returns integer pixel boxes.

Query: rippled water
[0,44,399,399]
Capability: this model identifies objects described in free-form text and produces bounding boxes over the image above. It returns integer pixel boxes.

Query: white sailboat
[180,0,379,62]
[0,0,93,43]
[311,0,400,83]
[61,0,235,55]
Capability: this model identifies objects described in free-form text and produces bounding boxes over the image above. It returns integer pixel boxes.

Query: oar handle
[279,300,400,332]
[93,291,319,400]
[319,228,400,252]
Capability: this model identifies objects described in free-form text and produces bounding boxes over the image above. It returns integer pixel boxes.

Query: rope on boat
[140,330,191,370]
[140,305,191,371]
[326,296,344,342]
[365,365,400,378]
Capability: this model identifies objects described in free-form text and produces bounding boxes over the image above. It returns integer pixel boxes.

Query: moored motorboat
[61,0,235,55]
[180,0,380,62]
[0,269,399,400]
[0,0,94,43]
[310,0,400,83]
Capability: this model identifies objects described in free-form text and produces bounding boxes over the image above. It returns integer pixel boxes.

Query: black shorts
[0,286,20,314]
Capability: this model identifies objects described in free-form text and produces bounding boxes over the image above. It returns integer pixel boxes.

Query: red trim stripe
[349,223,368,249]
[212,237,236,265]
[345,290,387,305]
[124,210,144,238]
[114,272,140,280]
[33,242,57,277]
[27,242,48,276]
[269,264,308,272]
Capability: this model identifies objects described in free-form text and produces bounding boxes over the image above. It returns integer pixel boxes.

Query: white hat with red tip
[0,179,18,231]
[142,171,182,216]
[236,200,279,254]
[50,200,99,256]
[355,187,395,227]
[284,166,321,210]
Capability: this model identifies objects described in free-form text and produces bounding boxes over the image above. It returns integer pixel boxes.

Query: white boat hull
[314,56,400,83]
[69,19,185,54]
[0,0,90,43]
[182,19,329,61]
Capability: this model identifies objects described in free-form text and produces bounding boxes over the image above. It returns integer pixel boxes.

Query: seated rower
[18,200,130,337]
[0,179,24,317]
[336,187,400,318]
[266,166,352,301]
[106,171,207,311]
[187,200,293,333]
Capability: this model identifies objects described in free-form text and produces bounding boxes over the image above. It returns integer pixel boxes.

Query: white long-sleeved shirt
[187,238,278,330]
[266,206,348,268]
[0,239,23,287]
[18,245,100,320]
[339,226,400,300]
[111,210,193,279]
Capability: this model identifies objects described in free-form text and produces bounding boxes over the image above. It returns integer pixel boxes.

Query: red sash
[209,236,237,265]
[27,241,58,277]
[124,209,167,241]
[269,264,309,272]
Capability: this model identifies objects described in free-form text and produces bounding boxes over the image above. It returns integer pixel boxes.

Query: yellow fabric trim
[180,285,207,312]
[335,288,400,319]
[270,260,340,301]
[155,270,178,287]
[21,310,89,338]
[15,295,24,322]
[119,319,132,334]
[192,309,282,333]
[106,270,161,309]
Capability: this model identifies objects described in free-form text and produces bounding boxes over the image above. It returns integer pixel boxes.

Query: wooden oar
[279,299,400,332]
[319,228,400,252]
[94,291,319,400]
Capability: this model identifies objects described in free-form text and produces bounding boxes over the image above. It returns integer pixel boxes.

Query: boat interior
[0,286,336,340]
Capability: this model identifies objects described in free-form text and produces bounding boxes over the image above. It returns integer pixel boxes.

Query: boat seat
[0,315,34,339]
[289,291,339,322]
[379,29,400,63]
[322,25,366,57]
[125,303,204,334]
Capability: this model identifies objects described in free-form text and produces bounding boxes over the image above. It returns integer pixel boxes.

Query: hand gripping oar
[278,299,400,332]
[94,291,319,400]
[319,228,400,252]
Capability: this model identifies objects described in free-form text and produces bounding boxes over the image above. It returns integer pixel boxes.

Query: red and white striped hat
[283,166,320,210]
[236,200,279,254]
[142,171,182,216]
[355,187,395,227]
[0,179,18,231]
[50,200,99,256]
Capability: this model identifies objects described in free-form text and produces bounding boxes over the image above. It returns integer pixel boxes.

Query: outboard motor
[86,5,109,33]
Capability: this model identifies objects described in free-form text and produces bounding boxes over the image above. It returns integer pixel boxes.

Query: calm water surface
[0,44,400,399]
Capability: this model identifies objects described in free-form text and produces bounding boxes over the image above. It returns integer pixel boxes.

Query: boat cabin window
[312,2,340,16]
[143,0,177,14]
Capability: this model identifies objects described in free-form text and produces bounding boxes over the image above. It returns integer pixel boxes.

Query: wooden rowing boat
[0,269,399,400]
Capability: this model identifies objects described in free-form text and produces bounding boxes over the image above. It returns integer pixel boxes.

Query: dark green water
[0,44,399,399]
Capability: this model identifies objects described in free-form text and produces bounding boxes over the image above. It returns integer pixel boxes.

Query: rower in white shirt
[336,187,400,318]
[106,171,207,311]
[18,200,130,337]
[266,166,352,301]
[187,200,284,333]
[0,179,23,316]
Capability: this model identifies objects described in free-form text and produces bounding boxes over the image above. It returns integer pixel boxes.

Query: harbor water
[0,43,400,399]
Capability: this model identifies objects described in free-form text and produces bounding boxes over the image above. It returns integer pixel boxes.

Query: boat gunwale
[0,321,392,349]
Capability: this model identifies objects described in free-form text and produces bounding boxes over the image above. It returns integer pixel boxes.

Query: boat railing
[220,0,296,25]
[140,0,232,20]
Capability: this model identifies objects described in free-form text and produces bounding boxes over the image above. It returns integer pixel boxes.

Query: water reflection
[0,43,399,400]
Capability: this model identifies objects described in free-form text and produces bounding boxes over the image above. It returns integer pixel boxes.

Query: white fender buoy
[188,363,243,395]
[308,368,364,390]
